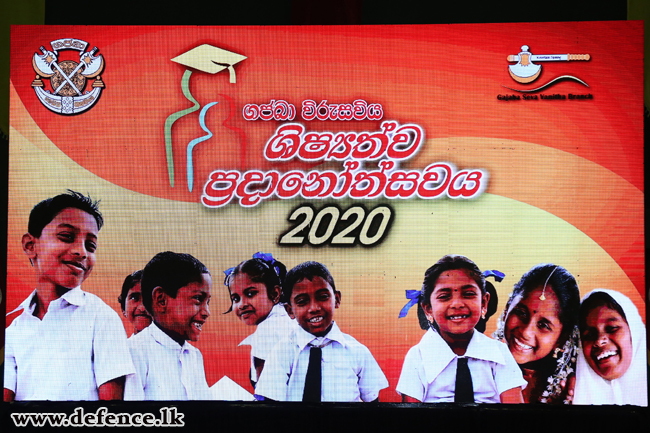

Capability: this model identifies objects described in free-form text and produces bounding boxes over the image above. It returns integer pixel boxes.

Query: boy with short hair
[125,251,212,400]
[4,190,135,401]
[255,261,388,402]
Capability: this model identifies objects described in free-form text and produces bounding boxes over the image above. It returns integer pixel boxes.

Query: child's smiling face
[124,283,152,334]
[24,207,98,290]
[286,276,340,337]
[157,273,212,343]
[504,286,563,365]
[423,269,487,344]
[581,305,633,381]
[229,273,279,326]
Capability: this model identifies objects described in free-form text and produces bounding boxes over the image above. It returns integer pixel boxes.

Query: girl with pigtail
[493,264,580,404]
[397,255,525,403]
[224,252,295,388]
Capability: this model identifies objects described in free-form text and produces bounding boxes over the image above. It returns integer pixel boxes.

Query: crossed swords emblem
[32,39,105,115]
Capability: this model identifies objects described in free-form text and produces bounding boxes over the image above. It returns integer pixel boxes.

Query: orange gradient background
[5,23,644,402]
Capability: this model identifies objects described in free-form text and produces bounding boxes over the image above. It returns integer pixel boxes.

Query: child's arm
[357,345,389,402]
[396,346,426,403]
[98,377,126,400]
[494,341,528,404]
[254,340,292,401]
[499,387,524,404]
[402,394,420,403]
[4,325,18,402]
[93,302,136,398]
[4,389,15,402]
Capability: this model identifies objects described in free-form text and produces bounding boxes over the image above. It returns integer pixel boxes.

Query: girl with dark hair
[224,252,295,387]
[493,264,580,403]
[573,289,647,405]
[397,255,525,403]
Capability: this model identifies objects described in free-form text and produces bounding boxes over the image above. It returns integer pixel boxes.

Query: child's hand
[561,373,576,404]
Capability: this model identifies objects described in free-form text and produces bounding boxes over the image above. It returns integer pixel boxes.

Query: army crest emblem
[32,38,105,115]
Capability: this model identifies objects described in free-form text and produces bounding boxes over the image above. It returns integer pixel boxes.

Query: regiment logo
[31,38,105,115]
[504,45,590,92]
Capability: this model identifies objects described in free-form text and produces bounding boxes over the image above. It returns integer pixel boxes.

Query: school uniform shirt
[238,303,296,383]
[124,322,210,400]
[4,288,135,401]
[396,328,526,403]
[254,322,388,402]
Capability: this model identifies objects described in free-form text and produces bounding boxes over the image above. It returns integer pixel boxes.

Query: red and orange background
[5,22,644,402]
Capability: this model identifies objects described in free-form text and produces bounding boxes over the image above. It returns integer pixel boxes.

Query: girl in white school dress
[397,255,525,403]
[224,252,295,388]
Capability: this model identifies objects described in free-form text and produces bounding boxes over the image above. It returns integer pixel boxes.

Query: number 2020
[279,204,394,247]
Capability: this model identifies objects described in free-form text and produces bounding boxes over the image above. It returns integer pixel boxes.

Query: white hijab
[573,289,647,405]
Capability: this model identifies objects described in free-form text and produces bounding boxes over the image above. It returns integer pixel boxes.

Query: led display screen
[3,22,645,415]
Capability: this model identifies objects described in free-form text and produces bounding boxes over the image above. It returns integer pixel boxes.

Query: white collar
[8,286,85,316]
[294,321,347,351]
[267,303,289,319]
[149,322,193,352]
[238,303,291,347]
[420,329,506,384]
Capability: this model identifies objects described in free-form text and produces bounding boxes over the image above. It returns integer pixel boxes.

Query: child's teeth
[515,338,533,350]
[597,350,617,360]
[309,317,323,323]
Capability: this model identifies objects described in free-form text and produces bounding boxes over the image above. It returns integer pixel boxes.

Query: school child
[397,255,525,403]
[254,261,388,402]
[118,270,152,336]
[493,264,580,404]
[125,251,212,400]
[224,252,295,387]
[574,289,647,405]
[4,190,135,401]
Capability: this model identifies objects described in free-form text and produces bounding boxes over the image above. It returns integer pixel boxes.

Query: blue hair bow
[398,290,422,318]
[223,266,236,286]
[398,270,504,318]
[483,270,505,282]
[223,252,281,287]
[253,251,281,277]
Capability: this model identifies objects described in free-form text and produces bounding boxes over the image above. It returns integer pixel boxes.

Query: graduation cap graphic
[165,44,246,189]
[171,44,247,83]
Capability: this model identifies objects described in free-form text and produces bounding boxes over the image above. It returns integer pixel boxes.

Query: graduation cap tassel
[228,65,236,84]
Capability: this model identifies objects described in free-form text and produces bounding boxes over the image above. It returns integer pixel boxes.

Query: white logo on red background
[505,45,590,92]
[31,38,105,115]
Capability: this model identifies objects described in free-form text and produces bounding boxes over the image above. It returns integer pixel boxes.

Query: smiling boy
[125,251,212,400]
[254,261,388,402]
[4,191,135,401]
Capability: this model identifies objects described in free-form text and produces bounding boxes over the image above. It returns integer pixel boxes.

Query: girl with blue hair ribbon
[397,255,525,403]
[224,252,295,388]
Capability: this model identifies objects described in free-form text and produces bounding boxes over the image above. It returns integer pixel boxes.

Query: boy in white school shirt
[125,251,212,400]
[255,261,388,402]
[4,190,134,401]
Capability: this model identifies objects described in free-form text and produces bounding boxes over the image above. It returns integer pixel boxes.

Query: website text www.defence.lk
[10,407,184,428]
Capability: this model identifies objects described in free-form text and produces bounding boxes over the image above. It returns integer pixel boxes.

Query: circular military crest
[32,38,105,115]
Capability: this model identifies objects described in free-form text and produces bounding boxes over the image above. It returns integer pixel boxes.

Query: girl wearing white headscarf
[574,289,647,405]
